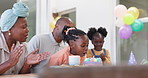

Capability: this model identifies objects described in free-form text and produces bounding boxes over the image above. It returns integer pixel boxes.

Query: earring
[8,32,11,36]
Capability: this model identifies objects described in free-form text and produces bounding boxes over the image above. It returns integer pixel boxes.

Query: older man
[28,17,74,72]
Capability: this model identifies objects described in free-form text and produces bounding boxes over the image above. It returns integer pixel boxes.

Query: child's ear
[69,40,75,48]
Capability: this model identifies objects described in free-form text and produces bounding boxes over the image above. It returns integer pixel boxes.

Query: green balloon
[131,19,144,32]
[123,13,135,25]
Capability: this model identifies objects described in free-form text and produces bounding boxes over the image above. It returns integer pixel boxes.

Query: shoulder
[31,33,51,41]
[87,49,93,55]
[51,46,70,58]
[87,49,93,52]
[103,49,110,54]
[29,33,51,44]
[104,49,109,52]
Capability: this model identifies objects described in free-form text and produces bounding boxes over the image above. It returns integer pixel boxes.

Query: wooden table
[39,65,148,78]
[0,74,38,78]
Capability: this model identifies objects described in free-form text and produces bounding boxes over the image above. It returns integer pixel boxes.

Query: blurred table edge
[0,74,38,78]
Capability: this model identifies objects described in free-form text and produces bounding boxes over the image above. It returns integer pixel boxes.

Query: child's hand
[100,53,106,62]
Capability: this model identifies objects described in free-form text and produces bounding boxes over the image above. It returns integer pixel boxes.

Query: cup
[69,56,80,66]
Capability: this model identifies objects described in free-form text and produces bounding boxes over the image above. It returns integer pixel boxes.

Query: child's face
[70,35,89,57]
[92,33,104,50]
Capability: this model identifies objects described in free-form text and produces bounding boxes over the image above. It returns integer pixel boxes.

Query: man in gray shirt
[28,17,74,72]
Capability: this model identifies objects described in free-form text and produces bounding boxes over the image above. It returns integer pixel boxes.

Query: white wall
[48,0,117,64]
[55,0,76,12]
[77,0,116,64]
[36,0,53,34]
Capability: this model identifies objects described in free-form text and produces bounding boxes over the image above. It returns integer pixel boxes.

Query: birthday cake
[84,58,103,66]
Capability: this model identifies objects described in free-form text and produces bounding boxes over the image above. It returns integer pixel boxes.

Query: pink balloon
[119,25,132,39]
[114,5,127,19]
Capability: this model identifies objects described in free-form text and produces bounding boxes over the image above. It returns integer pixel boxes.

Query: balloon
[119,25,132,39]
[50,16,61,29]
[123,13,135,25]
[115,18,125,27]
[55,16,60,21]
[50,20,56,29]
[114,5,127,19]
[131,19,144,32]
[128,7,139,19]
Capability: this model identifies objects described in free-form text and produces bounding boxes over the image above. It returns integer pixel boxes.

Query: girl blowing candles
[48,26,89,66]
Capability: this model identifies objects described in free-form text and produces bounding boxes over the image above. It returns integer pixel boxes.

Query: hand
[100,53,106,62]
[26,49,50,65]
[7,44,24,66]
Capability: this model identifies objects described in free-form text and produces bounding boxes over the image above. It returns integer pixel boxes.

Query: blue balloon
[131,19,144,32]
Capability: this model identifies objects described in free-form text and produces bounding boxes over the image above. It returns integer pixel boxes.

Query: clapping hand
[26,49,50,65]
[7,44,24,66]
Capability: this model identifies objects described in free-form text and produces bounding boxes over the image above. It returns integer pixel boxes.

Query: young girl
[48,26,89,66]
[86,27,111,65]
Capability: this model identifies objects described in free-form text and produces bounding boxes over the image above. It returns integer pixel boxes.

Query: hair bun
[12,2,29,17]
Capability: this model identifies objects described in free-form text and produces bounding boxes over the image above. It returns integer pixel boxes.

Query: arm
[19,61,32,74]
[0,61,14,74]
[0,44,23,74]
[48,55,60,66]
[20,49,50,74]
[104,50,112,64]
[49,50,67,66]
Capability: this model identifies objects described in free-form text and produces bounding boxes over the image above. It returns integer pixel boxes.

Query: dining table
[0,74,38,78]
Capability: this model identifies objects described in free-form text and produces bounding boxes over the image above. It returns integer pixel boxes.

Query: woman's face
[92,33,104,50]
[10,17,29,42]
[70,35,89,57]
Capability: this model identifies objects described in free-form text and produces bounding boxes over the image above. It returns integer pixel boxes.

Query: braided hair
[62,26,86,44]
[87,27,108,40]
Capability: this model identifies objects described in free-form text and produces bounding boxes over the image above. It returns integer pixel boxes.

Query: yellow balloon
[50,20,56,29]
[55,16,61,21]
[50,17,60,29]
[123,13,135,25]
[127,7,139,19]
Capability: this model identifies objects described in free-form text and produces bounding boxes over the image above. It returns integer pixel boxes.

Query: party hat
[128,51,137,65]
[140,59,148,65]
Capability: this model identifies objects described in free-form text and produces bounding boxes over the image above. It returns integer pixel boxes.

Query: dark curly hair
[62,26,86,44]
[87,27,108,40]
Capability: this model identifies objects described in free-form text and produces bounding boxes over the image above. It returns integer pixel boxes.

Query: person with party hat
[0,2,50,75]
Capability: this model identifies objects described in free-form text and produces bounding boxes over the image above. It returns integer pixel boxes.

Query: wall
[55,0,76,12]
[36,0,51,34]
[77,0,116,64]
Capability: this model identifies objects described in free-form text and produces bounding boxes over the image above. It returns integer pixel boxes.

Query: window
[117,0,148,64]
[59,8,76,26]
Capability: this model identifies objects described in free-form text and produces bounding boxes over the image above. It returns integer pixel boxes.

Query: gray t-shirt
[28,32,67,72]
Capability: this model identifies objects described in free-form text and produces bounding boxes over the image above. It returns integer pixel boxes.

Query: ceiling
[0,0,16,15]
